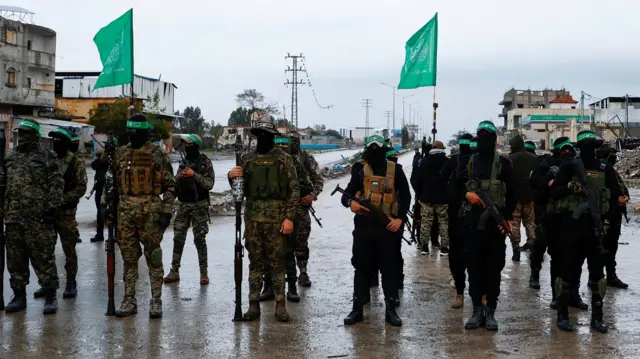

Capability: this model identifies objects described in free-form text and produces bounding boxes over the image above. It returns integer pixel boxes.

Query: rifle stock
[0,129,5,310]
[104,133,117,316]
[232,134,245,322]
[475,192,513,240]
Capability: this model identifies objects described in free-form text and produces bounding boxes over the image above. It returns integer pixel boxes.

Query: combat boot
[43,289,58,315]
[465,305,486,329]
[275,301,290,322]
[299,272,312,287]
[63,280,77,299]
[511,246,520,262]
[4,290,27,313]
[90,233,104,243]
[163,269,180,284]
[590,294,608,333]
[529,269,541,289]
[115,296,138,318]
[287,279,300,303]
[242,300,261,321]
[451,295,464,309]
[549,279,558,309]
[344,300,364,325]
[569,288,588,310]
[33,287,46,298]
[200,269,209,285]
[149,298,163,319]
[607,266,628,289]
[556,287,573,332]
[485,307,499,331]
[384,298,402,327]
[260,276,275,301]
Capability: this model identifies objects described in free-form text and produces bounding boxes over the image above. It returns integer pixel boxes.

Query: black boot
[286,279,300,303]
[90,233,104,243]
[549,278,558,309]
[259,276,275,302]
[384,298,402,327]
[590,294,608,333]
[344,300,364,325]
[529,269,541,289]
[465,305,486,329]
[63,280,77,299]
[33,287,46,299]
[569,288,588,310]
[556,287,573,332]
[485,307,499,331]
[43,289,58,315]
[511,246,520,262]
[4,290,27,313]
[607,267,629,289]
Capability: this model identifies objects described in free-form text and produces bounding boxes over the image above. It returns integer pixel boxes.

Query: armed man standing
[508,135,537,260]
[113,114,176,318]
[69,129,83,244]
[90,145,110,243]
[550,130,621,333]
[341,133,411,327]
[288,129,323,286]
[32,127,87,300]
[4,119,64,314]
[228,117,299,322]
[164,134,214,285]
[462,121,515,331]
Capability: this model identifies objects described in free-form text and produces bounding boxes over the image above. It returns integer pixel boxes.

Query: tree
[228,107,251,126]
[325,129,343,139]
[401,126,410,148]
[275,118,290,127]
[313,124,326,132]
[175,106,210,135]
[235,89,279,115]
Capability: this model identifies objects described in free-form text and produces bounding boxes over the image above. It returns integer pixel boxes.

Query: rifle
[300,183,323,227]
[412,202,422,247]
[176,144,199,202]
[0,129,5,310]
[331,184,411,245]
[309,206,323,228]
[85,181,97,200]
[232,134,245,322]
[474,191,513,240]
[103,133,118,316]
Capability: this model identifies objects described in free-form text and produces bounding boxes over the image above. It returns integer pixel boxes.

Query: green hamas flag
[93,9,134,91]
[398,13,438,89]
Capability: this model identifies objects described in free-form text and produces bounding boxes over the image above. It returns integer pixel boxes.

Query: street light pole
[396,93,415,129]
[380,82,397,131]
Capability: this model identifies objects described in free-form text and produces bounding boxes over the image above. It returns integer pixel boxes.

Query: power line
[384,110,392,130]
[299,57,333,110]
[362,99,373,138]
[285,53,306,129]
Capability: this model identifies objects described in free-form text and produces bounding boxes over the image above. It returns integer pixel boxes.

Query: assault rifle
[232,134,245,322]
[103,133,118,316]
[474,191,513,241]
[300,183,323,227]
[0,129,6,310]
[331,184,411,245]
[85,181,97,200]
[412,202,421,246]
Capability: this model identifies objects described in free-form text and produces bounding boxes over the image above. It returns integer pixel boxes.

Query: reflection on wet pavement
[1,153,638,358]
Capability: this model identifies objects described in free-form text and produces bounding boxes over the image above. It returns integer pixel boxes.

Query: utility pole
[384,110,392,130]
[625,93,629,138]
[285,53,305,129]
[362,99,373,138]
[380,83,396,131]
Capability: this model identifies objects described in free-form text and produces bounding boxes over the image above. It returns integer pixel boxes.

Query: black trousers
[95,185,104,233]
[557,215,604,292]
[448,206,466,295]
[464,224,506,309]
[352,225,398,305]
[604,213,622,274]
[530,215,567,295]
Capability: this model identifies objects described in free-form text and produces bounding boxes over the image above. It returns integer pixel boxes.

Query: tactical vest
[61,155,79,209]
[360,161,398,216]
[555,163,610,215]
[245,154,288,200]
[546,164,562,214]
[120,146,162,196]
[465,153,506,208]
[177,154,211,203]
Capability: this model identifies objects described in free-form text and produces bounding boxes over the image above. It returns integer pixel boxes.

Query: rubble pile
[615,149,640,179]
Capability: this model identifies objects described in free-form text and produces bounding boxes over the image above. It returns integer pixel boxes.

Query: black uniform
[90,156,109,241]
[343,158,411,326]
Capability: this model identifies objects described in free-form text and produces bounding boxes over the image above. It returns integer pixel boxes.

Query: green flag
[398,13,438,89]
[93,9,134,90]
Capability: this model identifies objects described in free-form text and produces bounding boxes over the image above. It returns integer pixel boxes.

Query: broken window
[5,29,16,45]
[27,40,32,50]
[26,77,31,88]
[6,68,15,86]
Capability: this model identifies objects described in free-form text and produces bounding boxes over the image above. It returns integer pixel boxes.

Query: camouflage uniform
[55,150,88,282]
[242,147,299,303]
[510,202,535,248]
[293,150,324,274]
[170,152,214,274]
[419,202,450,248]
[5,123,64,297]
[115,142,176,302]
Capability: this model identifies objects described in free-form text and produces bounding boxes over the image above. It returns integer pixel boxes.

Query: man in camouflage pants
[4,119,64,315]
[69,131,83,243]
[113,115,176,318]
[33,127,87,300]
[228,117,299,322]
[164,134,214,285]
[289,130,324,286]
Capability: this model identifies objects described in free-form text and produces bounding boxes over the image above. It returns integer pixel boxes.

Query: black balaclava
[422,143,432,156]
[70,141,79,153]
[17,129,39,153]
[364,144,386,167]
[476,121,497,155]
[525,141,537,155]
[576,130,600,161]
[185,144,199,160]
[553,137,575,159]
[52,136,70,158]
[458,133,473,154]
[127,114,151,149]
[256,131,275,154]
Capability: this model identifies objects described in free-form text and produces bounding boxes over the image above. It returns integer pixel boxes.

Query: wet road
[1,153,639,358]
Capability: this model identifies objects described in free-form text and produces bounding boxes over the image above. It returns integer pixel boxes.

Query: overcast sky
[18,0,640,141]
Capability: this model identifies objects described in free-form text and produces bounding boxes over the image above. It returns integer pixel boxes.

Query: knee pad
[149,246,163,267]
[588,278,607,299]
[554,277,569,295]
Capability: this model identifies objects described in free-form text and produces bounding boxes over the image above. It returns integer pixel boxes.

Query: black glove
[157,213,172,229]
[41,209,55,227]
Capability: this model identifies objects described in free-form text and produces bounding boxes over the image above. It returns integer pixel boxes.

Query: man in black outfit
[342,134,411,327]
[90,152,109,242]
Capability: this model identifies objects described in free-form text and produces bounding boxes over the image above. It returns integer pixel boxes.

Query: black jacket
[440,151,473,208]
[91,157,109,187]
[414,149,448,205]
[341,160,411,227]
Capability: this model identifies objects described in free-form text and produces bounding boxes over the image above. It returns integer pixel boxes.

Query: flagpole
[432,86,438,142]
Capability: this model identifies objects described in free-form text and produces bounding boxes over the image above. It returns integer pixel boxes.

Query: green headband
[577,131,597,142]
[458,139,471,145]
[18,120,40,132]
[72,136,80,142]
[126,120,153,130]
[365,135,385,147]
[525,142,536,151]
[274,137,291,145]
[186,134,202,146]
[54,128,73,141]
[555,139,574,151]
[386,149,398,157]
[470,141,478,149]
[477,121,497,134]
